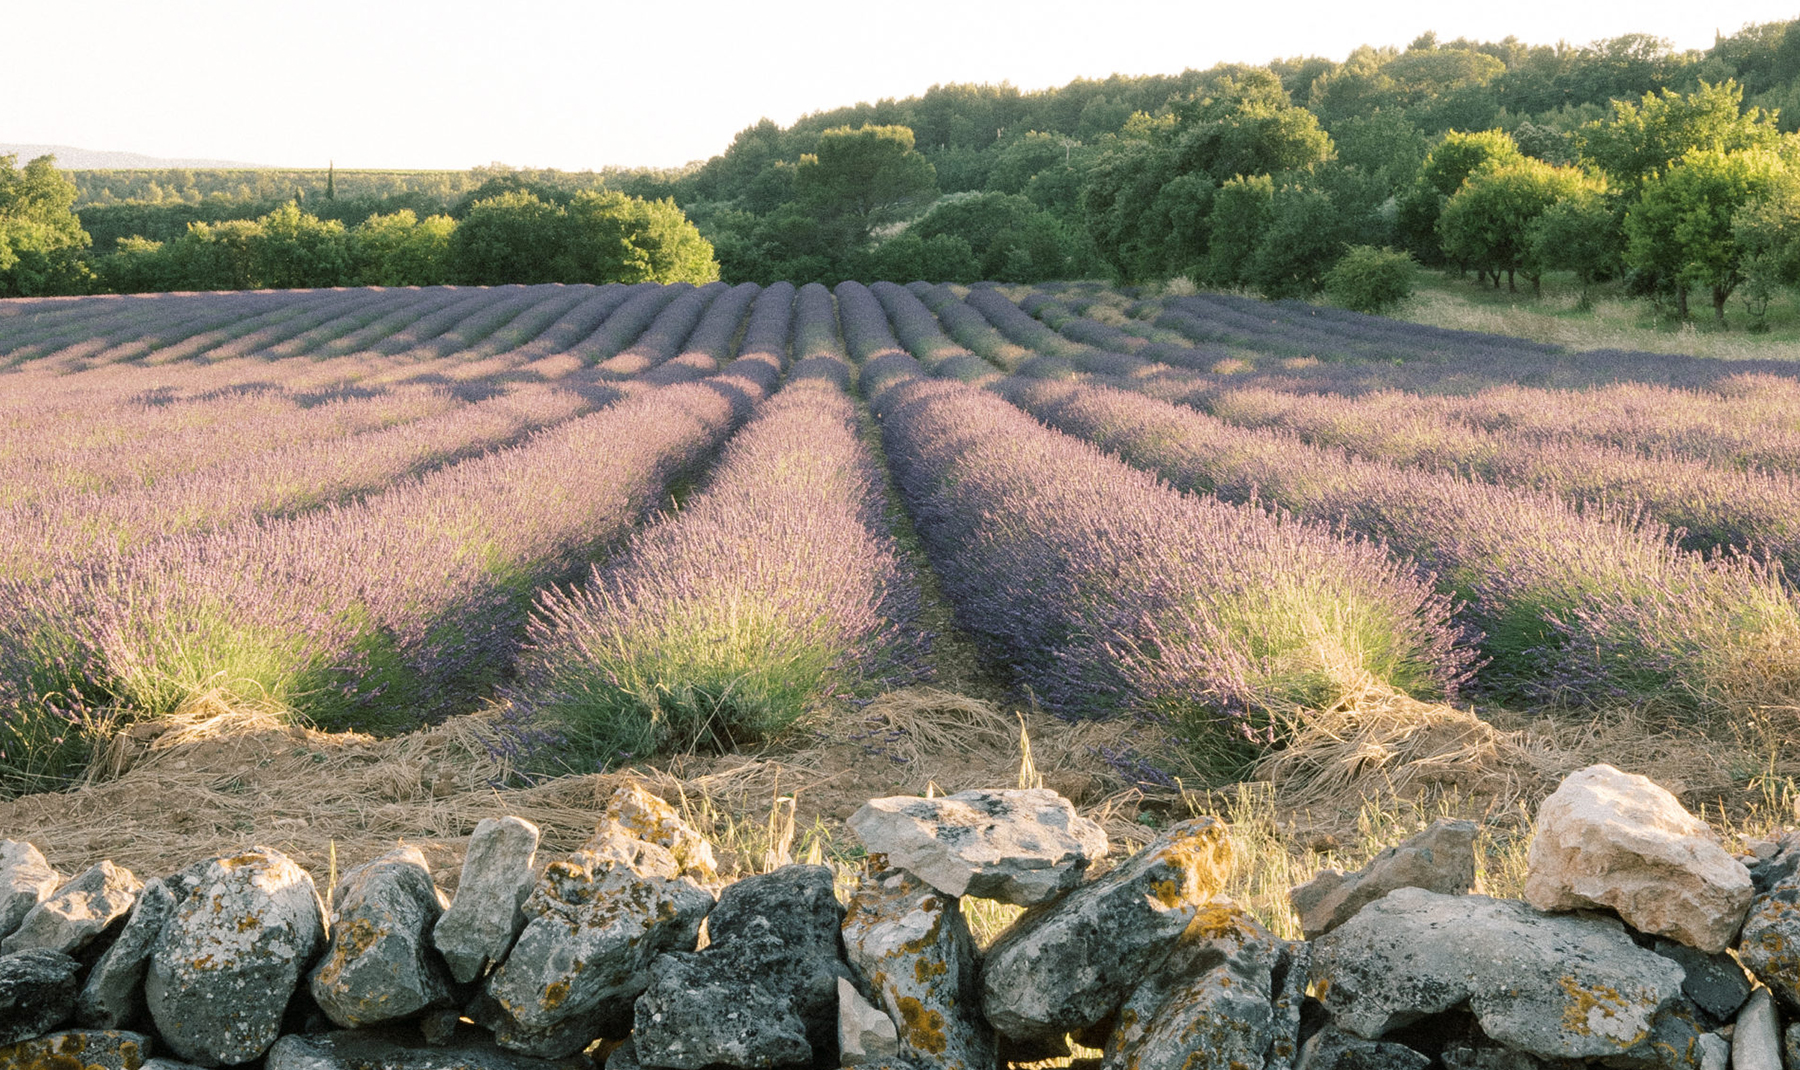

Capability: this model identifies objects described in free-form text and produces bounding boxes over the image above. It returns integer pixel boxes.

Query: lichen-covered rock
[1736,863,1800,1011]
[309,846,454,1029]
[848,788,1107,906]
[1650,938,1753,1021]
[1733,987,1781,1070]
[1,860,141,956]
[1523,764,1750,953]
[475,828,713,1059]
[79,878,179,1029]
[1298,1028,1429,1070]
[1310,888,1683,1060]
[1101,902,1296,1070]
[265,1023,591,1070]
[604,782,718,883]
[841,868,992,1070]
[980,817,1232,1042]
[705,864,851,1056]
[1290,819,1475,940]
[0,947,81,1044]
[840,976,900,1065]
[1698,1033,1730,1070]
[434,816,539,984]
[0,1029,154,1070]
[144,847,327,1067]
[0,840,61,943]
[632,945,814,1069]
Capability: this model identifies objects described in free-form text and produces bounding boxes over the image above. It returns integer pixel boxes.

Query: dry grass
[3,679,1792,944]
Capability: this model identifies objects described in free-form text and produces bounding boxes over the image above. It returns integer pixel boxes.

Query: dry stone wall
[0,771,1796,1070]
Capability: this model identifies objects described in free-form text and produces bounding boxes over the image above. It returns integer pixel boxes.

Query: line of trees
[0,159,719,295]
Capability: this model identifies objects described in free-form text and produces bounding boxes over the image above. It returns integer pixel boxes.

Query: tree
[1626,147,1795,320]
[1437,159,1587,291]
[1527,183,1625,306]
[1395,129,1524,261]
[909,192,1075,281]
[1324,245,1416,312]
[1245,185,1351,298]
[353,210,455,286]
[450,191,566,285]
[0,154,92,296]
[563,190,719,285]
[1733,183,1800,325]
[794,125,938,243]
[1579,81,1782,188]
[250,202,353,288]
[1201,173,1274,286]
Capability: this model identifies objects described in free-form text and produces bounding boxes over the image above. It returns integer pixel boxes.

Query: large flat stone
[1,860,140,957]
[1311,887,1684,1060]
[1290,819,1475,940]
[0,948,80,1045]
[848,788,1107,906]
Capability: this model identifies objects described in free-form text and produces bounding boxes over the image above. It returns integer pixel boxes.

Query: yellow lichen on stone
[896,996,950,1054]
[1556,975,1649,1048]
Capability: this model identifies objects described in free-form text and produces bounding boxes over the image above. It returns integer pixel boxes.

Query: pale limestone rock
[1734,987,1781,1070]
[0,840,62,942]
[1523,763,1751,953]
[1,860,140,956]
[848,788,1107,905]
[1290,819,1475,939]
[603,782,717,883]
[309,846,454,1029]
[839,976,899,1066]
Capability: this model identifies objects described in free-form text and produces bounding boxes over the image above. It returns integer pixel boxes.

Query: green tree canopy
[1579,80,1783,187]
[1626,146,1796,319]
[1437,158,1587,290]
[0,154,92,296]
[794,125,939,242]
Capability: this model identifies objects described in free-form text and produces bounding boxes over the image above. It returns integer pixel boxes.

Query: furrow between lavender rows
[841,281,1470,775]
[512,284,916,771]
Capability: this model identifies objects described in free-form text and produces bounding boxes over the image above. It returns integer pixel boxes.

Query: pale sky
[9,0,1797,171]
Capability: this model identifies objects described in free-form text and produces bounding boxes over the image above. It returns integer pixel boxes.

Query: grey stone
[1697,1032,1728,1070]
[0,840,61,943]
[1733,987,1781,1070]
[1747,832,1800,895]
[309,845,454,1029]
[420,1008,461,1046]
[475,828,713,1059]
[265,1024,591,1070]
[1737,863,1800,1011]
[980,817,1233,1042]
[434,815,539,984]
[144,847,327,1067]
[602,782,719,883]
[142,1062,212,1070]
[1784,1022,1800,1070]
[839,976,899,1065]
[1650,938,1752,1021]
[0,948,80,1045]
[0,1029,154,1070]
[1290,819,1476,940]
[632,946,813,1069]
[1310,888,1683,1060]
[1269,942,1310,1070]
[847,788,1108,906]
[1523,764,1750,953]
[1100,901,1292,1070]
[1440,1043,1547,1070]
[1295,1027,1428,1070]
[841,868,992,1070]
[0,860,140,956]
[78,878,178,1029]
[706,864,851,1055]
[608,1039,642,1070]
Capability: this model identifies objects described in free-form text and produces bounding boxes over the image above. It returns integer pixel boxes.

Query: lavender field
[2,280,1798,796]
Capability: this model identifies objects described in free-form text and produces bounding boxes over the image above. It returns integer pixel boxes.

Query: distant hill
[1,144,270,170]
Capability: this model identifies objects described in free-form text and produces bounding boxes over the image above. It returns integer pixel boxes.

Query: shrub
[1324,245,1416,313]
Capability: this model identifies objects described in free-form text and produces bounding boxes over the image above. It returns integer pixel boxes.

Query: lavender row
[1003,376,1800,713]
[514,362,914,768]
[1,381,607,580]
[869,282,996,383]
[906,283,1031,370]
[0,352,786,794]
[596,283,723,379]
[864,355,1470,758]
[639,282,761,386]
[1194,385,1800,573]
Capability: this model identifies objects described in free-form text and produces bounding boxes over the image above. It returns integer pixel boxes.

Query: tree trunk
[1714,287,1728,323]
[1677,287,1689,318]
[1506,269,1516,293]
